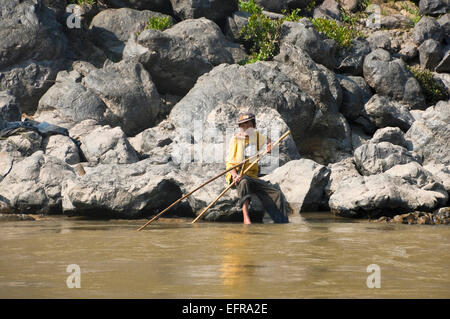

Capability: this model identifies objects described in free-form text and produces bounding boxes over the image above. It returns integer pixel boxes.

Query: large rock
[325,157,361,198]
[356,95,415,133]
[0,130,42,158]
[418,39,443,71]
[89,8,171,58]
[261,159,331,212]
[354,141,422,176]
[435,49,450,73]
[363,49,425,109]
[337,75,372,121]
[123,17,247,95]
[405,99,450,166]
[0,0,67,114]
[419,0,449,17]
[313,0,341,20]
[0,91,21,122]
[79,125,139,165]
[335,37,371,76]
[255,0,310,13]
[36,60,162,136]
[371,127,408,148]
[413,16,444,45]
[424,163,450,194]
[168,61,310,165]
[329,162,448,218]
[103,0,173,13]
[169,0,238,23]
[280,19,337,70]
[61,160,192,218]
[0,151,76,214]
[42,135,81,165]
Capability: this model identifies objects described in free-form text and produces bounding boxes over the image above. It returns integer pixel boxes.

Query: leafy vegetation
[145,16,173,31]
[68,0,96,5]
[238,0,363,64]
[309,17,362,48]
[408,65,448,105]
[400,2,421,26]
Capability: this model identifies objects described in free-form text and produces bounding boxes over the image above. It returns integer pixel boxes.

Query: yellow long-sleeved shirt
[225,131,267,184]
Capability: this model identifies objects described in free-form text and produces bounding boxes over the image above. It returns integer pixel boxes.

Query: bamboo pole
[136,136,281,231]
[191,130,291,224]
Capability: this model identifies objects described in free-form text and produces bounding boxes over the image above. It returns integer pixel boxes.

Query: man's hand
[266,142,272,154]
[232,172,242,184]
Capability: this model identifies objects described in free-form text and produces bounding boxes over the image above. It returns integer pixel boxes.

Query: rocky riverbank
[0,0,449,223]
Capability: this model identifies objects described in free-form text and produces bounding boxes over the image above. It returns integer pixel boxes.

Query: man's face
[239,121,253,132]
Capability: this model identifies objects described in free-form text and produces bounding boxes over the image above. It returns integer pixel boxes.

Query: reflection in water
[219,228,255,291]
[0,214,449,298]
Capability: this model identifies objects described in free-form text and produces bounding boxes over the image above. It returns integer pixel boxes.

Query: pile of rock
[0,0,449,223]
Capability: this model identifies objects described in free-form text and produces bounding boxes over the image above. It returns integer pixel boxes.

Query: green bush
[146,16,173,31]
[238,0,262,15]
[408,65,448,105]
[68,0,96,5]
[309,17,361,48]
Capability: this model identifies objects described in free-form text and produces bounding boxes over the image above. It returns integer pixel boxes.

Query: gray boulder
[371,127,408,148]
[0,131,42,158]
[380,14,413,30]
[280,19,337,69]
[354,142,422,176]
[435,49,450,73]
[36,60,162,136]
[413,16,444,45]
[225,11,251,42]
[168,61,310,165]
[0,0,67,114]
[79,124,139,165]
[424,163,450,194]
[357,95,415,133]
[325,157,361,198]
[437,13,450,37]
[255,0,310,12]
[337,75,372,121]
[419,39,443,71]
[419,0,449,17]
[0,151,76,214]
[123,17,247,95]
[363,49,425,109]
[61,160,192,218]
[398,42,419,62]
[313,0,341,20]
[261,159,331,213]
[367,31,392,52]
[103,0,172,12]
[169,0,238,23]
[89,8,172,58]
[335,37,371,76]
[329,162,448,218]
[0,91,21,122]
[42,135,81,165]
[405,99,450,166]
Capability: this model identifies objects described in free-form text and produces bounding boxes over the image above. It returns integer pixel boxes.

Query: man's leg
[236,176,253,224]
[250,178,290,223]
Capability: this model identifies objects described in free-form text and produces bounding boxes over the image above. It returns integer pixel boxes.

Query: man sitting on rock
[225,112,290,224]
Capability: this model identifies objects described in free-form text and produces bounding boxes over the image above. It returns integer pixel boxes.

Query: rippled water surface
[1,213,449,298]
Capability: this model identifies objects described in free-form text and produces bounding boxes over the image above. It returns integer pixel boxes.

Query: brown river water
[0,213,449,299]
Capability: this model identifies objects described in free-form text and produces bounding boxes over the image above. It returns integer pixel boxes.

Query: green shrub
[146,16,173,31]
[68,0,96,5]
[238,0,262,15]
[309,17,361,48]
[408,65,448,105]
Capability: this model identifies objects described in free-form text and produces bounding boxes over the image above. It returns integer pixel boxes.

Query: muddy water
[0,213,449,298]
